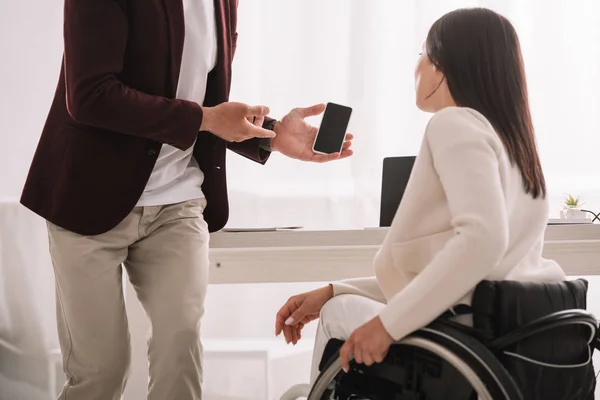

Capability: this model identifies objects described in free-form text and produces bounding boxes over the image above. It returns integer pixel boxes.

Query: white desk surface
[208,224,600,283]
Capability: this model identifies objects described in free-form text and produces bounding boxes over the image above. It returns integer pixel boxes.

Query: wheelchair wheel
[308,321,523,400]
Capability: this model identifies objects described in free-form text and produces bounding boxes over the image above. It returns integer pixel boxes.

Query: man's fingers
[246,116,264,127]
[253,116,265,127]
[297,103,326,118]
[246,105,270,117]
[246,125,276,139]
[339,149,354,159]
[312,152,341,163]
[309,133,352,162]
[311,148,353,163]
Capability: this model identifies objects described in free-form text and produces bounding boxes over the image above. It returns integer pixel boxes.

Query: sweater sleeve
[378,107,510,340]
[331,277,387,304]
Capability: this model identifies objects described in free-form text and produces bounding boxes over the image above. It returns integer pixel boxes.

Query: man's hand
[201,102,276,142]
[339,316,394,373]
[271,104,353,162]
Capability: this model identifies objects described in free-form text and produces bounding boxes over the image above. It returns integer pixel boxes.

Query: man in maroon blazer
[20,0,353,399]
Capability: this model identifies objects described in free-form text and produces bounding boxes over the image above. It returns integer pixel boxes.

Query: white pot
[561,207,586,219]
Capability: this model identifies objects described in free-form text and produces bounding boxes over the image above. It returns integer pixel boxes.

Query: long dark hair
[426,8,546,198]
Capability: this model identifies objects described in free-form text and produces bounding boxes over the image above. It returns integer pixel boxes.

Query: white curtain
[2,1,600,398]
[225,0,600,229]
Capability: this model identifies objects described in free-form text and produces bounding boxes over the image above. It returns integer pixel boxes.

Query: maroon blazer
[20,0,269,235]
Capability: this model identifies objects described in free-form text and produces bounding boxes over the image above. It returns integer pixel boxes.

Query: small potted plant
[560,194,586,220]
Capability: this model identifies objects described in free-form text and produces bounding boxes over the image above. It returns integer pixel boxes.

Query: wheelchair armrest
[488,309,598,352]
[319,339,345,372]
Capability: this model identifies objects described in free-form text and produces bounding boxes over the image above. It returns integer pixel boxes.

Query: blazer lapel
[213,0,230,69]
[162,0,185,97]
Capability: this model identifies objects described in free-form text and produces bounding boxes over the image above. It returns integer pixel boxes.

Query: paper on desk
[221,226,303,232]
[547,218,592,225]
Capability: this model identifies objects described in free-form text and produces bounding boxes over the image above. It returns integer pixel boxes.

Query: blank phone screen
[313,103,352,154]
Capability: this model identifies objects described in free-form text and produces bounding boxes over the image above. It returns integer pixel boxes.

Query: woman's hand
[339,316,395,372]
[275,285,334,345]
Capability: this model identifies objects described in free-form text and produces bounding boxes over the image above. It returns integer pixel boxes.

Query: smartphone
[312,102,353,155]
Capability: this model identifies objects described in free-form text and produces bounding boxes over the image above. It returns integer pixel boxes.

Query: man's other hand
[201,102,276,142]
[270,104,354,162]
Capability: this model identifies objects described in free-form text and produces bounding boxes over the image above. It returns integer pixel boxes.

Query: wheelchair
[281,279,600,399]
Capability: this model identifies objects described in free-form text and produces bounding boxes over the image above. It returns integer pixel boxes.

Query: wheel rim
[308,336,493,400]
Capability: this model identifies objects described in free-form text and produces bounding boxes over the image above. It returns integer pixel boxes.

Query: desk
[127,224,600,398]
[1,198,598,399]
[207,224,600,284]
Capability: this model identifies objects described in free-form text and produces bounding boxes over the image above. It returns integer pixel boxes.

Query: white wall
[2,1,600,398]
[0,0,63,199]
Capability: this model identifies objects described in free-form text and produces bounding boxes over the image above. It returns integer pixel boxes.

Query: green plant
[564,194,583,208]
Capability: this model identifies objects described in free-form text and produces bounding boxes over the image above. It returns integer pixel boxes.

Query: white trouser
[310,294,385,383]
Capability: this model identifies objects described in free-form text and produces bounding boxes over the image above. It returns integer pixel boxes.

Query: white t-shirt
[137,0,218,206]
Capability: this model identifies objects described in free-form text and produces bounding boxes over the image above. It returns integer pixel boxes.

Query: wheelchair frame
[281,309,599,400]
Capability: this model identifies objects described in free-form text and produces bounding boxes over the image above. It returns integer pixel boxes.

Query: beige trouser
[47,198,210,400]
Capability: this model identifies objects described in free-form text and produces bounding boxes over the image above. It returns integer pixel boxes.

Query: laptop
[379,156,416,227]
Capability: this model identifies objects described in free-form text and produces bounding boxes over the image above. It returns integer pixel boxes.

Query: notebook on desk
[379,156,416,227]
[547,218,592,225]
[221,226,302,232]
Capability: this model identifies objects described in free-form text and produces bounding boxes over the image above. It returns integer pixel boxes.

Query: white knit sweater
[332,106,566,340]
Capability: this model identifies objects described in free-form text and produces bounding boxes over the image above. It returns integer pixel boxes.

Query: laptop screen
[379,156,416,227]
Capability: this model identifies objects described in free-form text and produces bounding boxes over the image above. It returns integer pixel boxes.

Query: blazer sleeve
[62,0,202,151]
[378,108,509,340]
[225,117,276,164]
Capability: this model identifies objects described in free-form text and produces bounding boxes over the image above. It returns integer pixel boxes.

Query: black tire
[417,320,522,400]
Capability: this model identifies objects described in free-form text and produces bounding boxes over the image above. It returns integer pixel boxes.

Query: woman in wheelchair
[276,7,598,400]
